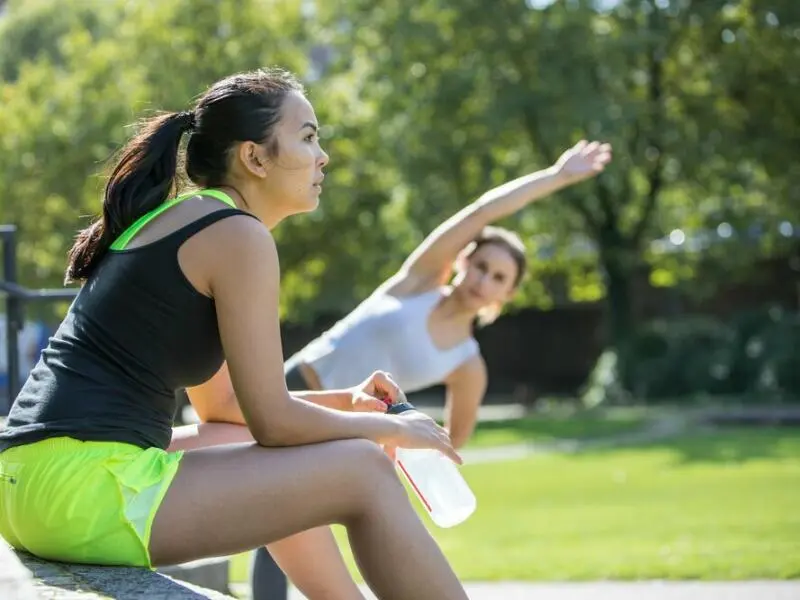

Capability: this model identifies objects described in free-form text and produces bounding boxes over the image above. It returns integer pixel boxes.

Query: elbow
[251,431,288,447]
[248,419,295,447]
[450,431,472,451]
[247,395,300,447]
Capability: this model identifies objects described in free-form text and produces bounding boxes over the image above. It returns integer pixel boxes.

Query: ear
[236,141,270,178]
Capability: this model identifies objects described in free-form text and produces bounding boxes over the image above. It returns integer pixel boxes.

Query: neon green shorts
[0,436,184,568]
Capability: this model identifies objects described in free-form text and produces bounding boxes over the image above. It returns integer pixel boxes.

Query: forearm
[249,395,397,447]
[199,388,351,428]
[290,389,351,411]
[474,166,570,222]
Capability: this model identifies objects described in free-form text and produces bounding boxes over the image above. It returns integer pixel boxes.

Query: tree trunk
[599,241,637,397]
[602,249,635,352]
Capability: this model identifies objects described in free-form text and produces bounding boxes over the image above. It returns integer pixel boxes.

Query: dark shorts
[284,361,308,391]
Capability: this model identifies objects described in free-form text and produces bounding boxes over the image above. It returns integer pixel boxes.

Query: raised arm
[397,140,612,290]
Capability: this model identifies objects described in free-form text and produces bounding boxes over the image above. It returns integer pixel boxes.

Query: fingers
[578,140,612,172]
[583,141,612,157]
[357,397,388,413]
[367,370,403,403]
[583,140,600,155]
[573,139,588,152]
[432,422,463,465]
[438,439,464,466]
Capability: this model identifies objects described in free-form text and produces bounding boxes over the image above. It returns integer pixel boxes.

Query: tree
[316,0,796,355]
[0,0,314,318]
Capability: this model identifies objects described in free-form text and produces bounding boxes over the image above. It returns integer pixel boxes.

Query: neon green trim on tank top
[109,189,236,251]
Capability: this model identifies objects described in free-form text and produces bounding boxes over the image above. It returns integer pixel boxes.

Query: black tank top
[0,190,257,451]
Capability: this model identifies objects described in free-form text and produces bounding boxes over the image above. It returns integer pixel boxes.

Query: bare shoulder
[193,212,275,262]
[379,268,442,298]
[180,211,275,296]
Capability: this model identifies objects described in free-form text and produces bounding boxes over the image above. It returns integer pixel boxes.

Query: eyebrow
[300,121,318,132]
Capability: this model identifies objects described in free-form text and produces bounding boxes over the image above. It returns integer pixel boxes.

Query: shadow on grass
[586,426,800,466]
[467,407,653,445]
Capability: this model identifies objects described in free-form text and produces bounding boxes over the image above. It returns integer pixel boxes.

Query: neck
[214,182,289,230]
[438,289,480,326]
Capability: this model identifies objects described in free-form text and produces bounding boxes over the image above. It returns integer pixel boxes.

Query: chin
[296,195,320,213]
[453,290,482,311]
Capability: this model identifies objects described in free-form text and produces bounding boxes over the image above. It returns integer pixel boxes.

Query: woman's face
[452,242,519,311]
[248,91,329,218]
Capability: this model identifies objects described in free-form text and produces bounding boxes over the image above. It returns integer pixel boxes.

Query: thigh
[148,438,397,566]
[169,422,362,596]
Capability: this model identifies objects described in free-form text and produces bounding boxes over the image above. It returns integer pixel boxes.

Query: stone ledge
[1,543,236,600]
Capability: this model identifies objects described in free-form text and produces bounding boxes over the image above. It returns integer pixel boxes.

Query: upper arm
[185,361,244,425]
[397,202,489,291]
[203,215,292,443]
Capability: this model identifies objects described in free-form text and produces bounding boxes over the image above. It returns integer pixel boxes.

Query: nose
[474,274,491,295]
[318,146,330,168]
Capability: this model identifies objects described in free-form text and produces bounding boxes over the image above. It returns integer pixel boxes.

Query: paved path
[283,581,800,600]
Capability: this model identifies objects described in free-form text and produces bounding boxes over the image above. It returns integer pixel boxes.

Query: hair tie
[178,110,196,131]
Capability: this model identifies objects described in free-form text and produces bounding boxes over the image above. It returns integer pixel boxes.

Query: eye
[494,273,507,283]
[304,132,317,143]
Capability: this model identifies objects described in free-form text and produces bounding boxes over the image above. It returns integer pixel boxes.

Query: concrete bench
[0,542,236,599]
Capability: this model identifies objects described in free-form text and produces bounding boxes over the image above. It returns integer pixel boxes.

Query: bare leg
[262,530,363,600]
[169,424,364,600]
[151,438,467,600]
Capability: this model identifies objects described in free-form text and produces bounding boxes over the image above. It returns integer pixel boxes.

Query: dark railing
[1,225,78,413]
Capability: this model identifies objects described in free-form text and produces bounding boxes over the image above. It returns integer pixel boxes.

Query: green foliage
[0,0,796,328]
[0,0,311,319]
[582,307,800,404]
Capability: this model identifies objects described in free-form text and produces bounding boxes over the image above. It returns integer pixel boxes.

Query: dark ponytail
[65,110,195,283]
[66,67,303,282]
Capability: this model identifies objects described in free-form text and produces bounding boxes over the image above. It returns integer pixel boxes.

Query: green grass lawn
[466,407,648,448]
[230,426,800,583]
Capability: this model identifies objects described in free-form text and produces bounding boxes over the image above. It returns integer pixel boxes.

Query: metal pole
[1,225,21,413]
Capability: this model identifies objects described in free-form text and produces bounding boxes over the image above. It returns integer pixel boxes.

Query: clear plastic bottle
[388,401,477,528]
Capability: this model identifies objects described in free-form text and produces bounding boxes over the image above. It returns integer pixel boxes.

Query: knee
[335,439,400,489]
[343,439,395,471]
[324,440,407,525]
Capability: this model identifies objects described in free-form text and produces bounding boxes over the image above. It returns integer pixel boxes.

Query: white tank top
[288,288,480,392]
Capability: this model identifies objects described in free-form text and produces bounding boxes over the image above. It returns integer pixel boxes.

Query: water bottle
[387,400,477,528]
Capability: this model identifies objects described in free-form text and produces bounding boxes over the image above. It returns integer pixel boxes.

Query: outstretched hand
[554,140,612,183]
